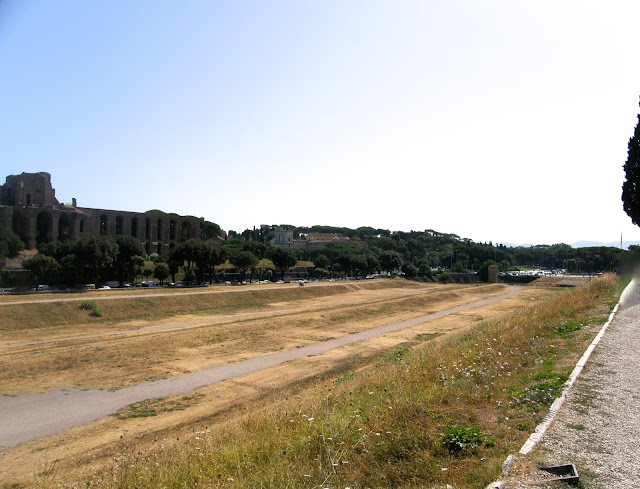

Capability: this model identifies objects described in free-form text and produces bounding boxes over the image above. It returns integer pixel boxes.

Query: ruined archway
[181,221,191,241]
[100,215,108,235]
[57,213,72,241]
[169,220,176,240]
[36,211,54,246]
[131,217,138,238]
[115,216,124,235]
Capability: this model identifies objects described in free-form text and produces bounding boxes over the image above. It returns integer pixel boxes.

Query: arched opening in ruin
[170,220,176,240]
[57,213,72,241]
[157,219,163,241]
[131,217,138,238]
[181,221,191,241]
[115,216,124,235]
[36,211,54,246]
[100,215,108,236]
[145,218,151,240]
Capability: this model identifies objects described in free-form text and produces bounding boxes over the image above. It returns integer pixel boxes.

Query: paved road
[0,287,520,450]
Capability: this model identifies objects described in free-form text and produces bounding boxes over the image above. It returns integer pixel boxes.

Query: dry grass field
[0,277,613,488]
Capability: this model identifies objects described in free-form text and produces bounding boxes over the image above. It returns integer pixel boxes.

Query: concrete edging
[485,281,629,489]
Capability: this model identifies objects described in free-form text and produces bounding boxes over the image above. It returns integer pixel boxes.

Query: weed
[555,321,583,338]
[80,300,102,317]
[416,332,443,341]
[440,425,494,454]
[334,371,356,384]
[509,373,569,412]
[381,343,412,363]
[80,300,96,310]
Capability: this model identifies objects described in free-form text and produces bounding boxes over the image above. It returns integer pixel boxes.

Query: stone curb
[484,281,629,489]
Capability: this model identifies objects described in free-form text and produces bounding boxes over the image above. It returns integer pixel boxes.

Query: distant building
[0,172,201,254]
[272,226,350,250]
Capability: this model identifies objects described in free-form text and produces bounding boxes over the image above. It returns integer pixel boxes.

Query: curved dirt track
[0,286,520,450]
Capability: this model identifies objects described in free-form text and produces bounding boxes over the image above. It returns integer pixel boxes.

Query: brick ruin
[0,172,201,254]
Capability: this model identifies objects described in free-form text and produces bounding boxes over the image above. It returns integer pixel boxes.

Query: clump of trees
[24,235,145,287]
[0,224,24,261]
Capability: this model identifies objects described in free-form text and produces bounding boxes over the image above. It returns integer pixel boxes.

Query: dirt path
[0,286,520,450]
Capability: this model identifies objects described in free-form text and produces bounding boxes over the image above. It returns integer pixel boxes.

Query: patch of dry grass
[59,275,621,489]
[0,282,482,393]
[0,285,353,332]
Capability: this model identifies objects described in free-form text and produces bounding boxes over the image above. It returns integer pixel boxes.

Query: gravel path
[498,279,640,488]
[0,287,520,450]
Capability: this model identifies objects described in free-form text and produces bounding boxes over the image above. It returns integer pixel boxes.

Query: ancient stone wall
[0,172,59,207]
[0,173,201,252]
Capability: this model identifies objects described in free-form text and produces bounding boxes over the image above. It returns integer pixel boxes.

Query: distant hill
[500,241,639,250]
[572,240,639,250]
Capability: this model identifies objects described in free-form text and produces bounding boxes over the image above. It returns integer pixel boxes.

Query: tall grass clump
[61,275,622,489]
[80,300,102,317]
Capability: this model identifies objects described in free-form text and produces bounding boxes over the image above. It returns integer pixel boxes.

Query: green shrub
[80,300,96,310]
[441,425,494,454]
[509,373,569,411]
[80,300,102,317]
[555,321,583,337]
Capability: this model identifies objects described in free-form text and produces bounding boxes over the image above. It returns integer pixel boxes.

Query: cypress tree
[622,100,640,226]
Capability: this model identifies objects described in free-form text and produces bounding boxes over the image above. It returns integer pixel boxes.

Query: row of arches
[100,215,192,241]
[33,211,194,247]
[35,211,79,245]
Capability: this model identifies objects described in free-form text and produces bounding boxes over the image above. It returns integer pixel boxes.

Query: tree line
[4,220,636,288]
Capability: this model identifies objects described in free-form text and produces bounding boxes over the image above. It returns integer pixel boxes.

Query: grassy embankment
[45,274,624,489]
[1,280,456,393]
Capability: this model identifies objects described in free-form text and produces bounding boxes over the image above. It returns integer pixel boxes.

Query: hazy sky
[2,1,640,246]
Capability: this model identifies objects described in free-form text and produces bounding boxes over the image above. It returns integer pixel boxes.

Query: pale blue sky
[2,0,640,245]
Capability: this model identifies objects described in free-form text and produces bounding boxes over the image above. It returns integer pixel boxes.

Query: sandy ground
[0,281,552,487]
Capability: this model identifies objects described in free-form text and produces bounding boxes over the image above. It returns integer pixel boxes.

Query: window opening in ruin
[115,216,124,235]
[36,211,53,246]
[100,215,108,235]
[131,217,138,238]
[145,218,151,240]
[58,214,72,241]
[26,194,31,206]
[80,219,85,233]
[157,219,163,241]
[170,220,176,240]
[181,221,191,241]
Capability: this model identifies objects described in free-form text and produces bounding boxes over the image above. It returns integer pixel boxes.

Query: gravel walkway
[497,279,640,488]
